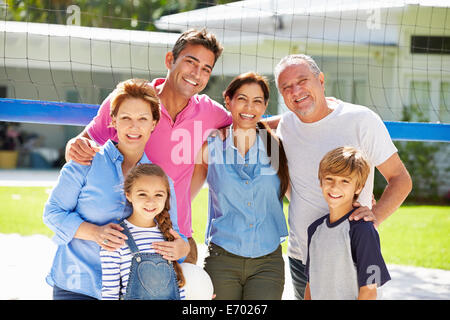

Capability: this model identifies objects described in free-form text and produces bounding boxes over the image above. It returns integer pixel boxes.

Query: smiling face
[126,175,169,228]
[320,173,362,214]
[278,61,328,123]
[165,44,215,100]
[226,82,268,130]
[111,97,156,153]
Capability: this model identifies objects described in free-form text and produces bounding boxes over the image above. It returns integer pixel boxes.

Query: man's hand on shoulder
[66,132,100,165]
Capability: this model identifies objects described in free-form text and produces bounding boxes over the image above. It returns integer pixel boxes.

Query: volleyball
[180,263,214,300]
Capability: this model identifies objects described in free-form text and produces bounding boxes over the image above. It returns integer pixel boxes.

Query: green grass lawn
[1,186,449,270]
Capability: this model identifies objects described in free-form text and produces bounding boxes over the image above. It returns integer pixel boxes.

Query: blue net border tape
[0,98,99,126]
[1,98,449,142]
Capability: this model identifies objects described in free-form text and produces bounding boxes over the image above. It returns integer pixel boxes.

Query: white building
[156,0,450,123]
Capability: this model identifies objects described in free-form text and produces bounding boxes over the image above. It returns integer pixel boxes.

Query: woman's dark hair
[223,72,290,200]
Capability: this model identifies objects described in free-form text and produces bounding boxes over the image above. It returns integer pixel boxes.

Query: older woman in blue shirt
[190,72,290,300]
[43,79,189,300]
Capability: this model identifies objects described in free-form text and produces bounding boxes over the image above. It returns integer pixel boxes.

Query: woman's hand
[95,223,128,251]
[152,229,190,261]
[76,222,127,251]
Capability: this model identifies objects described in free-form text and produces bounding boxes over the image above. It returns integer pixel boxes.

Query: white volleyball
[180,263,214,300]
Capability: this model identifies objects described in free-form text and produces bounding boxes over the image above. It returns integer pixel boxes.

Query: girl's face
[226,82,268,130]
[126,175,168,227]
[111,97,157,151]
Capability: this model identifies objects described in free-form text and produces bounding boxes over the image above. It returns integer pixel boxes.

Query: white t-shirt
[276,99,397,262]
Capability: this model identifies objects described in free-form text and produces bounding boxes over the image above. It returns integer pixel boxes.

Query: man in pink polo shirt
[65,29,232,264]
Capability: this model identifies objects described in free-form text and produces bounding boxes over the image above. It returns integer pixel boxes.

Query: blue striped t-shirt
[100,220,185,300]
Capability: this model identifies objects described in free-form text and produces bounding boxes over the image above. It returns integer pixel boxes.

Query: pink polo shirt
[86,78,232,237]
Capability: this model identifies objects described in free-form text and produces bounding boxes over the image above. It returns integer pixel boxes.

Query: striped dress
[100,219,186,300]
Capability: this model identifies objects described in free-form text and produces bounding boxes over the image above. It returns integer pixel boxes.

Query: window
[409,81,432,121]
[352,80,366,106]
[411,36,450,55]
[99,88,111,104]
[324,79,366,105]
[0,86,7,98]
[326,79,351,101]
[66,90,80,103]
[440,82,450,123]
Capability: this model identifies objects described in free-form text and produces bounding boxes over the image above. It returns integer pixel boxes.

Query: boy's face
[320,173,362,212]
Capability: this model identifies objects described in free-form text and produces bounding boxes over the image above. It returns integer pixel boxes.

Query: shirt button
[247,202,251,206]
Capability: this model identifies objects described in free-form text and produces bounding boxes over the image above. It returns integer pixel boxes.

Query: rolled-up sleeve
[43,162,90,245]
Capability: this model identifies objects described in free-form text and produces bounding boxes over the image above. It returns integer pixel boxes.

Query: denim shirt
[43,139,184,299]
[205,126,288,258]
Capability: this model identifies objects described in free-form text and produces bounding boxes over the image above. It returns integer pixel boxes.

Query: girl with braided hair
[44,79,188,300]
[101,163,186,300]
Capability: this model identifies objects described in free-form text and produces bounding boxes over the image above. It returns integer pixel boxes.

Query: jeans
[121,221,180,300]
[204,243,285,300]
[53,285,97,300]
[124,253,180,300]
[288,256,308,300]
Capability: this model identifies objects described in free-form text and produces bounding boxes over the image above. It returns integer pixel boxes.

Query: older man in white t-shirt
[274,54,412,300]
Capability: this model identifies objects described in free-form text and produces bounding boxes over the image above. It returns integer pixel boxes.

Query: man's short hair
[172,28,223,65]
[274,54,322,89]
[318,146,371,194]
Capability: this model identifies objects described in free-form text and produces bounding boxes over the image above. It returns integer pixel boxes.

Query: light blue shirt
[43,139,184,299]
[205,126,288,258]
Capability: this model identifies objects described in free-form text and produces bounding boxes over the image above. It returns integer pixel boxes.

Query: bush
[374,105,449,204]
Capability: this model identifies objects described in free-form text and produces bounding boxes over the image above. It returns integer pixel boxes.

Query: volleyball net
[0,0,449,143]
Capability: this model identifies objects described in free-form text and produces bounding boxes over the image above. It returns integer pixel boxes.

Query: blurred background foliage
[3,0,238,31]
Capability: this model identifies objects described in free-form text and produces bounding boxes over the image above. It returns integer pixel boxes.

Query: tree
[3,0,238,31]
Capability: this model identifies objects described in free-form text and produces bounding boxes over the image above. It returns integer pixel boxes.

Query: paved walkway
[1,169,449,300]
[0,169,60,187]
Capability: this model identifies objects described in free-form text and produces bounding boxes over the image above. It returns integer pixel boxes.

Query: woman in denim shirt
[190,72,290,299]
[43,79,189,300]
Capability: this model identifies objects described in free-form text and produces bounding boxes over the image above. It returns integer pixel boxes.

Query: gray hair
[274,54,322,89]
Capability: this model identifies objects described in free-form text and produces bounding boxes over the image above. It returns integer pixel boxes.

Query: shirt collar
[151,78,195,120]
[223,125,268,160]
[103,139,150,164]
